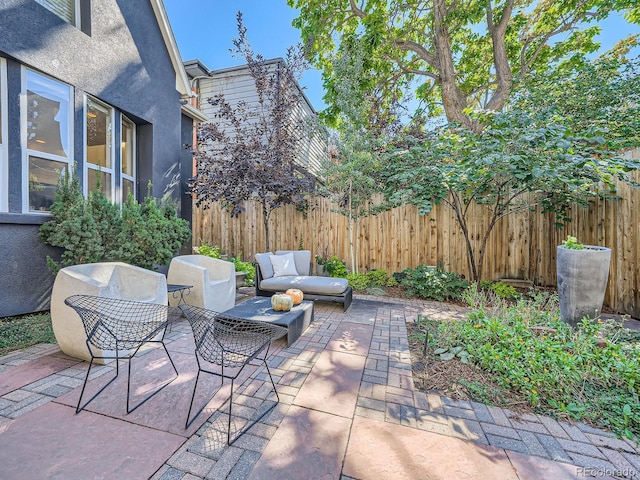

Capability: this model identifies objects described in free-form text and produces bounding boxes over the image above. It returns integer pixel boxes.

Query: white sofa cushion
[260,275,349,295]
[255,252,274,279]
[270,253,298,277]
[275,250,311,276]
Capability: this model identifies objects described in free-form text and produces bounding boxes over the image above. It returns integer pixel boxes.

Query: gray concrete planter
[316,263,329,276]
[235,271,246,289]
[557,245,611,327]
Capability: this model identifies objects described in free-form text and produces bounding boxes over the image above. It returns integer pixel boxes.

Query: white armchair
[167,255,236,312]
[50,262,168,362]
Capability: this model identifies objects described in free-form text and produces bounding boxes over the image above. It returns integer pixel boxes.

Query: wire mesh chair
[179,304,287,444]
[64,294,181,414]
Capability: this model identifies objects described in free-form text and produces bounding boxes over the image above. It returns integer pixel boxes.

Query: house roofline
[181,102,209,122]
[189,58,318,115]
[151,0,191,98]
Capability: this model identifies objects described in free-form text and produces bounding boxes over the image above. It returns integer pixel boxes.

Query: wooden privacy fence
[192,170,640,318]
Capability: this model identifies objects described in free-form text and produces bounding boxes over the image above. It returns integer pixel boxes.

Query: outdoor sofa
[254,250,352,311]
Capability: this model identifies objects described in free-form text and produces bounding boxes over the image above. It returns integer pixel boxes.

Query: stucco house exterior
[0,0,205,316]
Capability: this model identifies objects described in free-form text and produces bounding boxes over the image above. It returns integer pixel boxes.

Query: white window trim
[21,68,73,214]
[120,114,136,204]
[84,95,115,201]
[35,0,82,29]
[0,58,8,212]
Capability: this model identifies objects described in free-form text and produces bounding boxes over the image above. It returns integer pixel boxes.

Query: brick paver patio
[1,292,639,479]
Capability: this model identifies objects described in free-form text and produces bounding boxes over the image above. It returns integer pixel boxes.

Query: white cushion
[275,250,311,276]
[260,276,349,295]
[255,252,274,279]
[270,253,298,277]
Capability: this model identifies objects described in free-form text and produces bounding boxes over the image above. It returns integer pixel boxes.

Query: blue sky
[163,1,640,113]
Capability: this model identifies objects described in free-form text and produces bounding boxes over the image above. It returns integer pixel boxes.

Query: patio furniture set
[49,250,352,443]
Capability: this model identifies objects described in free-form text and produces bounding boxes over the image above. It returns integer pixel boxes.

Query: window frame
[120,115,137,204]
[35,0,81,29]
[84,95,115,201]
[21,68,73,214]
[0,58,7,212]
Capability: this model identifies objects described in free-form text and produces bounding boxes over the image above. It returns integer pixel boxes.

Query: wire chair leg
[162,342,179,377]
[185,369,203,429]
[126,346,180,414]
[227,378,235,445]
[75,357,119,414]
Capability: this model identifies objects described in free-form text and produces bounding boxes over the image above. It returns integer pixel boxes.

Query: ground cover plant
[0,312,55,356]
[408,289,640,439]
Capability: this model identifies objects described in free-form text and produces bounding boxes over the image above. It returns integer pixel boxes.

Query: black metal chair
[64,294,181,414]
[179,304,287,444]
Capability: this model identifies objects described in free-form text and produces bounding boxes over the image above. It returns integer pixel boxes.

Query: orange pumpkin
[285,288,304,305]
[271,293,293,311]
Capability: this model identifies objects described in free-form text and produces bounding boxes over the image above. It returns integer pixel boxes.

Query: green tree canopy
[289,0,639,131]
[381,55,640,281]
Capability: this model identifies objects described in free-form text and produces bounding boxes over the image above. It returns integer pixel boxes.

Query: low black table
[222,297,314,347]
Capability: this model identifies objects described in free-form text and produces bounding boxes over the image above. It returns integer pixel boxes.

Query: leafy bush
[431,292,640,439]
[385,276,398,287]
[230,256,255,286]
[196,245,255,286]
[366,269,389,287]
[489,281,519,300]
[197,244,221,258]
[400,264,470,301]
[347,272,369,291]
[325,256,348,277]
[562,235,584,250]
[40,171,190,274]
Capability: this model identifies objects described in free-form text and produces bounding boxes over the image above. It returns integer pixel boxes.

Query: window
[35,0,80,28]
[120,116,136,203]
[1,59,7,212]
[23,69,72,213]
[85,96,114,201]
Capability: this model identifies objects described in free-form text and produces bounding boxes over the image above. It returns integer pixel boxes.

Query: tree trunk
[348,181,357,273]
[484,0,514,112]
[262,202,271,252]
[433,0,482,133]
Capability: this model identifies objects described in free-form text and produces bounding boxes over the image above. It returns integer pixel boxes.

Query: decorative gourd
[271,293,293,312]
[285,288,304,305]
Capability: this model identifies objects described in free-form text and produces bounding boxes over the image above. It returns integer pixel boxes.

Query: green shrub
[347,272,369,291]
[400,264,470,301]
[325,256,348,277]
[39,170,191,274]
[197,244,221,258]
[385,276,398,287]
[197,245,255,286]
[366,269,389,287]
[489,281,519,300]
[562,235,584,250]
[392,271,407,283]
[230,256,255,286]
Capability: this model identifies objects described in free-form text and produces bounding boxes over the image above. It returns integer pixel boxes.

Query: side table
[167,284,192,306]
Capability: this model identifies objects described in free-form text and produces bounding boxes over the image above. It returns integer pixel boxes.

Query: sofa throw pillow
[270,253,299,277]
[255,252,275,279]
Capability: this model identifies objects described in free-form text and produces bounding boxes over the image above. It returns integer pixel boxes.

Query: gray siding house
[0,0,205,316]
[184,58,327,177]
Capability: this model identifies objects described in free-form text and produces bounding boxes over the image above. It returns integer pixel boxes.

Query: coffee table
[222,297,314,347]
